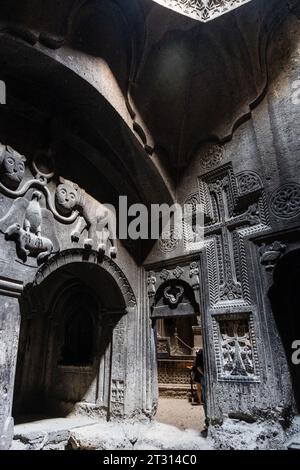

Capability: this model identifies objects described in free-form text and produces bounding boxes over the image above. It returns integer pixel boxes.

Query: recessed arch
[32,249,136,310]
[13,249,136,421]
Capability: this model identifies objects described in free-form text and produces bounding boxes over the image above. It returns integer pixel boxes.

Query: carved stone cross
[198,164,269,307]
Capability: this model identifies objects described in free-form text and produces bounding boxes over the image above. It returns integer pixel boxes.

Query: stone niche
[0,143,153,450]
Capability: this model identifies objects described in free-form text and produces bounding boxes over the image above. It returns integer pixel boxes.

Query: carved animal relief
[1,191,56,264]
[0,143,118,265]
[0,145,26,190]
[55,178,117,258]
[259,241,286,271]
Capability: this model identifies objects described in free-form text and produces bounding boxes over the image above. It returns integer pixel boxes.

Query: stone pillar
[0,278,23,450]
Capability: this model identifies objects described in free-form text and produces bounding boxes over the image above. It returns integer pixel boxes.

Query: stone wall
[0,143,156,449]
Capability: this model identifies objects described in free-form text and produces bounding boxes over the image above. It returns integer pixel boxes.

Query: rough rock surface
[69,421,213,451]
[210,418,289,450]
[11,417,97,451]
[11,417,213,451]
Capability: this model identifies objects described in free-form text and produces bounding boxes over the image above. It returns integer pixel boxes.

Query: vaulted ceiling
[0,0,299,187]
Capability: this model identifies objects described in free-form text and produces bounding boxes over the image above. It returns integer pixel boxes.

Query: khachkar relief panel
[0,143,117,266]
[198,164,270,309]
[151,0,253,23]
[212,314,260,382]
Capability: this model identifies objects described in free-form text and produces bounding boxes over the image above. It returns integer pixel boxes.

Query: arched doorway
[150,277,205,431]
[13,251,134,422]
[269,249,300,411]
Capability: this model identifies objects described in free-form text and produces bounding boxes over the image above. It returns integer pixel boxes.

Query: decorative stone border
[33,249,136,308]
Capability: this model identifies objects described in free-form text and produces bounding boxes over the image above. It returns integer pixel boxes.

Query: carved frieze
[0,143,117,265]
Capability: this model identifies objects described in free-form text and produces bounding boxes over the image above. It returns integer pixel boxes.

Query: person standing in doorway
[193,349,204,403]
[193,349,208,429]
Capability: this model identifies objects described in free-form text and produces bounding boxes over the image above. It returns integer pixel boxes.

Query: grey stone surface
[11,417,212,451]
[0,0,300,452]
[210,418,287,450]
[12,416,97,451]
[69,421,213,451]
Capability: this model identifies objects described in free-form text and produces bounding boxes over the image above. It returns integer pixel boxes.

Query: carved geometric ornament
[270,183,300,219]
[200,145,224,170]
[151,0,253,23]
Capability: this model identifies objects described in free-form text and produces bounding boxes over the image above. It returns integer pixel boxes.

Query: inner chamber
[13,262,125,422]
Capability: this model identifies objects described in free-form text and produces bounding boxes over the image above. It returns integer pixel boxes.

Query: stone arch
[13,249,137,421]
[33,249,136,310]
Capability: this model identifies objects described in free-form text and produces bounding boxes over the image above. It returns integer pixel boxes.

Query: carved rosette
[200,145,224,170]
[270,183,300,218]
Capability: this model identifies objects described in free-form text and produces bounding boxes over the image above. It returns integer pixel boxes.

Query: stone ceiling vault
[0,0,299,186]
[150,0,254,23]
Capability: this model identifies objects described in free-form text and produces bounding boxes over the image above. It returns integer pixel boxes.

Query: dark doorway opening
[13,261,125,424]
[60,291,96,367]
[269,249,300,411]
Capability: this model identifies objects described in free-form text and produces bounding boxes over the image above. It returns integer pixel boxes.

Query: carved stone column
[0,279,23,450]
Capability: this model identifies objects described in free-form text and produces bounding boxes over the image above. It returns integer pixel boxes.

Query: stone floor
[11,398,211,450]
[156,397,205,432]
